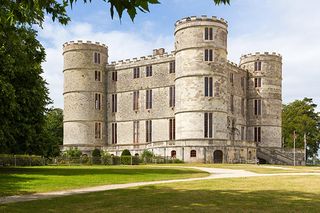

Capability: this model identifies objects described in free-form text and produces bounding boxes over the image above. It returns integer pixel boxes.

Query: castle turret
[174,16,229,161]
[63,41,108,152]
[240,52,282,148]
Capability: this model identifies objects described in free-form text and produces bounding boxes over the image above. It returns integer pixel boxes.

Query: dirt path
[1,167,320,204]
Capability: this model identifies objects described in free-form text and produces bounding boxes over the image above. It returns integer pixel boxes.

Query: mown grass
[2,175,320,212]
[0,165,208,196]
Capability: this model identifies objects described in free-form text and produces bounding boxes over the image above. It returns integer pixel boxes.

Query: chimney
[153,48,165,56]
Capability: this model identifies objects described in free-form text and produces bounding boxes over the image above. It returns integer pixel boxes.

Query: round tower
[174,16,229,161]
[63,40,108,152]
[239,52,282,148]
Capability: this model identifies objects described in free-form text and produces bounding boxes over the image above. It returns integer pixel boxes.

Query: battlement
[63,40,108,49]
[240,52,282,60]
[175,15,228,27]
[109,50,175,66]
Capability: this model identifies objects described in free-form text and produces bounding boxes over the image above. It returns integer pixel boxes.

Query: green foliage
[282,98,320,158]
[92,148,102,164]
[42,108,63,158]
[121,149,132,156]
[64,147,82,158]
[0,154,44,166]
[141,150,154,163]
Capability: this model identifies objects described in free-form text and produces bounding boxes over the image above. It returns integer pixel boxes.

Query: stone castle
[63,16,305,164]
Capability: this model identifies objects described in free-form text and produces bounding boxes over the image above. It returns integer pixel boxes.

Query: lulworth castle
[63,16,305,164]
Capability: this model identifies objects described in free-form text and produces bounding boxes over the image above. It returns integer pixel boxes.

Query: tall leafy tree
[282,98,320,158]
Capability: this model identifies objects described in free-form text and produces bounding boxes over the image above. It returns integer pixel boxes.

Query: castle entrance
[213,150,223,163]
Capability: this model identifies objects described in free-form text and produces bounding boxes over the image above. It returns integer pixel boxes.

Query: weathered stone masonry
[63,16,305,164]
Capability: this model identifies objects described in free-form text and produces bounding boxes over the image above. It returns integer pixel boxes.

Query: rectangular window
[112,71,117,81]
[133,91,139,111]
[204,27,213,40]
[146,89,152,109]
[254,99,262,115]
[241,77,245,89]
[133,121,139,144]
[95,71,101,81]
[112,94,117,113]
[230,73,234,85]
[146,120,152,142]
[241,98,245,116]
[169,86,175,107]
[204,77,213,97]
[95,93,101,110]
[94,52,101,64]
[169,61,175,73]
[204,49,213,61]
[169,118,176,140]
[133,67,140,78]
[112,123,117,144]
[214,82,220,97]
[204,112,213,138]
[230,95,234,113]
[241,126,245,141]
[95,122,101,139]
[254,60,262,71]
[254,127,261,143]
[254,78,262,88]
[146,65,152,77]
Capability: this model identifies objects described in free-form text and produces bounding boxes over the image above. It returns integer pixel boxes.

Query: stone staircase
[257,147,305,165]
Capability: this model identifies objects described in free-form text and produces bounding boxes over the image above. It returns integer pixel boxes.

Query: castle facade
[63,16,304,164]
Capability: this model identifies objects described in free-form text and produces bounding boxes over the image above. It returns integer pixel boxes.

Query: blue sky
[38,0,320,111]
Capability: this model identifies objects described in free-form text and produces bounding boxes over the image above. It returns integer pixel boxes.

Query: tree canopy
[282,98,320,158]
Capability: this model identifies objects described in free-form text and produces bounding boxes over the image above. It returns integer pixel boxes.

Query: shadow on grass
[0,175,37,196]
[2,185,320,212]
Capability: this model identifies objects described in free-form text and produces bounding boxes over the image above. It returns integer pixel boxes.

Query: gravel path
[1,167,320,204]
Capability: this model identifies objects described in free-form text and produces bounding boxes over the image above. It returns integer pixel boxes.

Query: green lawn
[0,165,208,196]
[2,175,320,212]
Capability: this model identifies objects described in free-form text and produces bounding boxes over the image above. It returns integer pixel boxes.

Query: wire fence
[0,155,183,167]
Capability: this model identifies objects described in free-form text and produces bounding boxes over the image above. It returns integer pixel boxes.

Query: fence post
[131,156,132,165]
[14,155,17,167]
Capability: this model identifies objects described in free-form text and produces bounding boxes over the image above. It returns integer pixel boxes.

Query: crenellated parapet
[109,50,175,66]
[63,40,108,48]
[175,15,228,27]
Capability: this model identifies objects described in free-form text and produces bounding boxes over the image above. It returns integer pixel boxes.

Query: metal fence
[0,155,183,167]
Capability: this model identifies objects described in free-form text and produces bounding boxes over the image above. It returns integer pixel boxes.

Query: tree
[282,98,320,158]
[42,108,63,157]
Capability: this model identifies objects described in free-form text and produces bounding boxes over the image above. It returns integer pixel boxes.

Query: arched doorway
[213,150,223,163]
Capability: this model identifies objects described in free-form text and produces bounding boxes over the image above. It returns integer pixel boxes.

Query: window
[241,98,245,116]
[204,27,213,40]
[254,78,262,88]
[214,82,220,97]
[169,86,175,107]
[133,91,139,111]
[241,126,245,141]
[254,127,261,143]
[204,112,213,138]
[112,123,117,144]
[241,77,245,89]
[133,67,140,78]
[146,65,152,77]
[95,93,101,110]
[112,94,117,113]
[95,122,101,139]
[254,99,262,115]
[171,150,176,158]
[204,77,213,97]
[204,49,213,61]
[230,73,234,85]
[146,120,152,142]
[146,89,152,109]
[230,95,234,113]
[112,71,117,81]
[169,61,175,73]
[133,121,139,144]
[254,60,262,71]
[169,118,175,140]
[95,71,101,81]
[190,150,197,157]
[94,52,101,64]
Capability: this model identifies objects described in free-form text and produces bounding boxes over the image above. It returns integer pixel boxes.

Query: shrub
[92,148,102,165]
[64,147,82,158]
[121,149,131,156]
[112,156,121,165]
[121,156,132,165]
[132,156,140,165]
[101,151,112,165]
[141,150,154,163]
[0,154,44,166]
